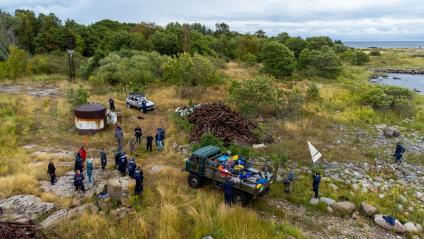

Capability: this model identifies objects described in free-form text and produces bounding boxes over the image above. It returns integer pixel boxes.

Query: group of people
[114,123,166,154]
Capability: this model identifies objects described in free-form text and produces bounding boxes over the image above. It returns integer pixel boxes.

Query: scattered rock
[351,184,360,192]
[309,198,319,206]
[40,209,67,228]
[202,236,214,239]
[331,201,355,215]
[110,207,130,218]
[378,194,385,199]
[326,206,334,213]
[404,222,419,233]
[252,143,266,149]
[360,202,377,216]
[0,195,55,223]
[328,183,339,191]
[320,197,335,206]
[374,214,405,233]
[383,126,400,138]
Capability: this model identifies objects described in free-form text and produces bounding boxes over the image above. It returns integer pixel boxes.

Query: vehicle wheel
[188,174,201,188]
[232,191,248,206]
[126,103,130,108]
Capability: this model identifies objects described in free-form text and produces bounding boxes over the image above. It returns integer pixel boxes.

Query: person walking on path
[47,160,56,185]
[74,153,83,173]
[79,146,87,164]
[129,138,136,156]
[312,172,321,199]
[114,151,121,170]
[223,177,233,206]
[74,170,85,193]
[287,168,295,193]
[109,97,115,111]
[146,133,153,152]
[118,152,128,176]
[100,148,107,170]
[134,167,144,196]
[394,143,406,164]
[86,158,94,183]
[134,127,142,144]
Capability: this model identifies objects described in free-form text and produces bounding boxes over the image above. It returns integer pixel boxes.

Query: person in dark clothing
[100,148,107,170]
[109,97,115,111]
[134,167,144,196]
[287,168,295,193]
[157,128,166,146]
[127,158,137,178]
[312,172,321,199]
[146,134,153,152]
[74,170,85,192]
[134,127,142,144]
[47,160,56,185]
[118,153,128,176]
[114,151,121,170]
[115,124,124,151]
[393,143,406,164]
[74,153,83,173]
[155,132,163,151]
[141,100,147,113]
[223,178,233,206]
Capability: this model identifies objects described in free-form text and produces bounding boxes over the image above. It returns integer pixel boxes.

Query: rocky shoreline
[374,68,424,74]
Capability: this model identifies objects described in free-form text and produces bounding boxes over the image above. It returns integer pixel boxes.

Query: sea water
[344,41,424,49]
[373,73,424,94]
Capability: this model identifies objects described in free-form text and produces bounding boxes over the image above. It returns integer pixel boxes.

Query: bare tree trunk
[0,15,17,60]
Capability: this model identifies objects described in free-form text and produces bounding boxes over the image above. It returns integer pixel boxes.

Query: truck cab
[185,145,276,205]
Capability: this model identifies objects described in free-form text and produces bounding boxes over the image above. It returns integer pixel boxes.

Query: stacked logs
[0,221,44,239]
[188,103,258,144]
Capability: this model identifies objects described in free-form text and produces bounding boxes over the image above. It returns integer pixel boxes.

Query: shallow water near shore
[372,73,424,94]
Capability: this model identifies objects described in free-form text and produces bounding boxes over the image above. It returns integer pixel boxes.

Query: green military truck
[184,145,276,205]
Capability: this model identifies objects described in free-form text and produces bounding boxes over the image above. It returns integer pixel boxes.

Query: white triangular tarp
[307,141,322,163]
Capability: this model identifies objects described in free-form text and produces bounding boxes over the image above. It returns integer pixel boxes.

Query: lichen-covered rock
[331,201,355,215]
[374,214,405,233]
[360,202,377,216]
[0,195,55,223]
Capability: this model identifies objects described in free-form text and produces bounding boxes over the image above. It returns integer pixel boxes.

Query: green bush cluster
[344,50,370,65]
[260,41,296,78]
[361,86,415,116]
[66,86,89,108]
[298,47,342,78]
[369,49,381,56]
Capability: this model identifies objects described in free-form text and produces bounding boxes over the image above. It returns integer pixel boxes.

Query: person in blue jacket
[127,158,137,178]
[74,153,83,173]
[86,158,94,183]
[118,152,128,176]
[393,143,405,163]
[312,172,321,199]
[74,170,85,192]
[223,177,233,206]
[134,167,144,196]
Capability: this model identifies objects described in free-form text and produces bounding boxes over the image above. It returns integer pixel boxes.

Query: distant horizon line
[342,40,424,42]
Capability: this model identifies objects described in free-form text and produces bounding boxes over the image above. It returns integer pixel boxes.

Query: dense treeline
[0,9,370,85]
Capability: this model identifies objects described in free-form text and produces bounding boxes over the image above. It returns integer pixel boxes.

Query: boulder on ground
[374,214,405,233]
[328,183,339,191]
[40,209,67,228]
[110,207,130,218]
[0,195,55,223]
[331,201,355,215]
[320,197,335,206]
[309,198,319,206]
[351,183,360,192]
[360,202,377,216]
[383,126,400,138]
[404,222,419,233]
[107,178,122,201]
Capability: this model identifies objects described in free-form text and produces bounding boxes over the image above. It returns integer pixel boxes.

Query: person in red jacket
[79,146,87,163]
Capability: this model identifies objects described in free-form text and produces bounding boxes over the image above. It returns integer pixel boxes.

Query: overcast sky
[1,0,424,40]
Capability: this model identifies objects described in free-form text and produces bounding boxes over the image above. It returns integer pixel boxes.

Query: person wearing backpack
[86,158,94,183]
[74,170,85,192]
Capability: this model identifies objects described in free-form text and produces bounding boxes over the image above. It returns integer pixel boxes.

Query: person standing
[312,172,321,199]
[118,152,128,176]
[47,160,56,185]
[127,158,137,178]
[115,124,124,151]
[100,148,107,170]
[109,97,115,111]
[223,177,233,206]
[141,100,147,113]
[114,151,121,170]
[394,143,406,164]
[74,170,85,192]
[129,138,136,156]
[74,153,83,173]
[155,132,163,151]
[287,168,295,193]
[134,167,144,196]
[146,133,153,152]
[86,158,94,183]
[134,127,142,144]
[79,146,87,164]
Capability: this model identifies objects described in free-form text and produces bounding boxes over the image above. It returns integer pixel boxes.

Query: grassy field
[0,49,423,238]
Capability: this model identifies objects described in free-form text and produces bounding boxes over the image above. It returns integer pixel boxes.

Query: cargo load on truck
[185,145,276,205]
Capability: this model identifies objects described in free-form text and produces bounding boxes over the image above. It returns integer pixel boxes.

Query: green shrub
[298,47,342,78]
[369,49,381,56]
[163,53,219,97]
[28,51,86,75]
[260,41,296,78]
[345,50,370,65]
[0,46,30,80]
[241,53,257,66]
[307,83,320,100]
[66,86,89,109]
[229,77,283,116]
[361,86,415,116]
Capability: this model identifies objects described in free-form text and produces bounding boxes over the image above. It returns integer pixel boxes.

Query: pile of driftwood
[0,221,44,239]
[188,103,258,144]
